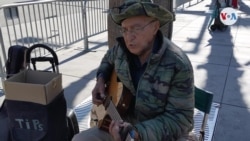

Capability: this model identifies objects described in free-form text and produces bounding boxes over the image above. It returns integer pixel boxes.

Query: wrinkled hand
[92,77,106,106]
[109,120,132,141]
[109,120,122,141]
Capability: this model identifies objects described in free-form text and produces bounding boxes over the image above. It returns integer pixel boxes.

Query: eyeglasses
[120,19,157,35]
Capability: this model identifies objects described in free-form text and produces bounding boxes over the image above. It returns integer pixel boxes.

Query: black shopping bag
[6,92,68,141]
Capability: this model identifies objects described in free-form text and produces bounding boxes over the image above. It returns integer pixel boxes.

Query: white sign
[220,7,238,26]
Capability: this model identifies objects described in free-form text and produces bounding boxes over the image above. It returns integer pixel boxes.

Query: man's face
[121,16,160,57]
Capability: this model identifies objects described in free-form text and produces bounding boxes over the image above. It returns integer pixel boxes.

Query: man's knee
[71,133,81,141]
[71,130,95,141]
[177,132,198,141]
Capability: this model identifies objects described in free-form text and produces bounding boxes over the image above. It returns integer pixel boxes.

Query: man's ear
[152,20,160,34]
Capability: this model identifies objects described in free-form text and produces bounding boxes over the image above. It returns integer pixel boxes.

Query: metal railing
[0,0,108,80]
[174,0,204,10]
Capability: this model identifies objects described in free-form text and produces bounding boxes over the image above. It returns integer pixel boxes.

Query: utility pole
[108,0,174,48]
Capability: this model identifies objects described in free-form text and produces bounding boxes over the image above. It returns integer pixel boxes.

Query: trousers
[72,126,113,141]
[72,126,198,141]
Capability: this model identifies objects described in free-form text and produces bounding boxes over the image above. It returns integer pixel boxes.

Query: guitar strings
[106,98,133,141]
[107,101,122,120]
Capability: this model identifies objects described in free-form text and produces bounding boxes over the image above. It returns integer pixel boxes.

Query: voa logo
[220,7,238,25]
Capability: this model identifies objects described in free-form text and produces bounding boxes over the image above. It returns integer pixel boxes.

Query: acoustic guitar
[97,71,134,141]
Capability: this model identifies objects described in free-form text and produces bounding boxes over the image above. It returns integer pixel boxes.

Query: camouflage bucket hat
[110,0,173,27]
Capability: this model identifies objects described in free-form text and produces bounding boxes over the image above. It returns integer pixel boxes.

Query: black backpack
[5,45,28,78]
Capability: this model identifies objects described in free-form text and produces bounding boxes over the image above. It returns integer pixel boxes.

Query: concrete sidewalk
[171,0,250,140]
[173,0,250,140]
[1,0,250,140]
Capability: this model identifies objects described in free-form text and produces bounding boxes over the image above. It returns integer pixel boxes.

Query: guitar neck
[101,71,134,141]
[106,97,122,120]
[105,97,133,141]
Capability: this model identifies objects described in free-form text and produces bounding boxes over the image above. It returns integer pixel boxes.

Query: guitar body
[116,86,133,117]
[98,71,133,132]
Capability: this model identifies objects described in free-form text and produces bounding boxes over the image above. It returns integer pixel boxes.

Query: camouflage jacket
[97,31,194,141]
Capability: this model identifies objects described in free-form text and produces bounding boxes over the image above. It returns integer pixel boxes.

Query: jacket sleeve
[134,59,195,141]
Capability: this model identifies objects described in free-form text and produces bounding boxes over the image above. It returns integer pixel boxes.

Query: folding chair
[194,87,213,141]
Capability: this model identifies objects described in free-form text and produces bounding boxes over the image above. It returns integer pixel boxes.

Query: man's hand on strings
[109,120,133,141]
[109,120,125,141]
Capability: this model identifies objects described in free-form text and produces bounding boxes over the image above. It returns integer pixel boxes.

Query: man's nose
[124,32,136,40]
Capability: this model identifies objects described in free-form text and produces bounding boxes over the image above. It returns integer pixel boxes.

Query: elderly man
[72,0,195,141]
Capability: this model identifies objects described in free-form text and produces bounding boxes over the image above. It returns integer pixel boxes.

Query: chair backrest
[194,87,214,141]
[195,87,213,114]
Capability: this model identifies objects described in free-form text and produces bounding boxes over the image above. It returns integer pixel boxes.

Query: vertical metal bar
[78,1,82,40]
[43,4,49,45]
[10,8,18,45]
[99,0,102,33]
[95,0,98,33]
[58,1,65,45]
[74,0,79,40]
[65,2,71,43]
[18,6,24,46]
[35,4,42,56]
[69,1,75,42]
[101,0,103,32]
[105,0,107,31]
[94,1,100,33]
[54,1,61,46]
[38,3,45,45]
[98,0,101,33]
[28,5,35,46]
[86,1,90,36]
[0,67,4,82]
[99,0,102,32]
[94,0,97,34]
[78,0,84,39]
[69,1,74,42]
[33,4,39,45]
[28,5,34,44]
[102,0,105,32]
[63,2,68,44]
[0,54,5,81]
[4,8,12,47]
[103,0,105,32]
[0,26,7,63]
[90,1,93,35]
[46,3,52,46]
[66,2,72,43]
[22,6,30,47]
[91,1,94,35]
[51,2,57,49]
[39,3,46,55]
[81,0,88,50]
[92,1,96,36]
[101,0,104,32]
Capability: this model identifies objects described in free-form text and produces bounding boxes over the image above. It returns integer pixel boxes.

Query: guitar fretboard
[105,97,133,141]
[106,99,122,120]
